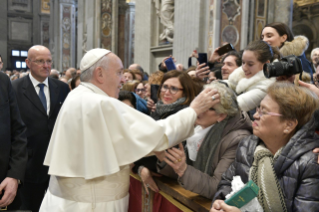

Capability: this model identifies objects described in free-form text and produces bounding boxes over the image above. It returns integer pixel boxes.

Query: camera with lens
[263,55,303,78]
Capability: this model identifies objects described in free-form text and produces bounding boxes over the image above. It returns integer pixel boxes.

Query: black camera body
[263,55,303,78]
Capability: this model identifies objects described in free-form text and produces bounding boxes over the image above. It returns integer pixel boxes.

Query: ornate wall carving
[254,0,268,41]
[41,0,50,14]
[59,2,76,72]
[220,0,241,50]
[9,17,32,43]
[101,0,113,50]
[8,0,32,13]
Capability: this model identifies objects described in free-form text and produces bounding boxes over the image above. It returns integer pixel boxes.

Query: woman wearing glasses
[156,81,252,199]
[211,82,319,212]
[135,82,147,99]
[131,70,198,194]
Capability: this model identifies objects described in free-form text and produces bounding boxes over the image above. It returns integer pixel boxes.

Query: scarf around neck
[191,118,228,175]
[250,144,287,212]
[153,97,186,119]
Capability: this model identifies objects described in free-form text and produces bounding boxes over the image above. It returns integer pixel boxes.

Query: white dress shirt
[29,73,50,115]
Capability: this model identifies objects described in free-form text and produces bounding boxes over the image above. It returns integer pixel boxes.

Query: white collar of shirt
[29,73,49,88]
[29,73,50,115]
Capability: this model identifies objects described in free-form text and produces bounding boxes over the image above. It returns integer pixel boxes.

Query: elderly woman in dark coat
[211,82,319,212]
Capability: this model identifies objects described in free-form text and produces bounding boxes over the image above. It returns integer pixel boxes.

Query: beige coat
[159,112,252,199]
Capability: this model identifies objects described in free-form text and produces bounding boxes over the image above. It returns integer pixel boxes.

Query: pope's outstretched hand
[190,88,220,115]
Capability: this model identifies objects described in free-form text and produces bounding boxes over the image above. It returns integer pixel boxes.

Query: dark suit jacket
[12,75,70,183]
[0,72,27,184]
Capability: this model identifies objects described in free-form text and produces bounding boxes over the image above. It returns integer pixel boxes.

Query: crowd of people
[1,22,319,212]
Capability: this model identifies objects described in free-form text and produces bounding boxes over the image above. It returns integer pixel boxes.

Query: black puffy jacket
[214,117,319,212]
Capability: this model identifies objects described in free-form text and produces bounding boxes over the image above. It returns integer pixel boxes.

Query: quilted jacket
[214,117,319,212]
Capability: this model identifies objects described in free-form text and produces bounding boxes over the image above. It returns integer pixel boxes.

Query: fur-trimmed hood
[280,35,309,57]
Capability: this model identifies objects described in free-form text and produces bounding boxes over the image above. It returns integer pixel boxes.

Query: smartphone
[216,43,235,56]
[150,84,160,103]
[197,53,208,65]
[164,57,176,71]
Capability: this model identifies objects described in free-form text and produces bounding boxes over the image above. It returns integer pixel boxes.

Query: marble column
[173,0,210,67]
[134,0,152,73]
[269,0,294,28]
[124,2,135,67]
[50,0,77,72]
[211,0,221,51]
[0,0,8,70]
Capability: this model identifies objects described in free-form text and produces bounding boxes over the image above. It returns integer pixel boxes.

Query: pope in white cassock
[39,49,219,212]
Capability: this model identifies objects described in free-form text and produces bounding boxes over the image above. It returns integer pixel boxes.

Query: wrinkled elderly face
[252,95,287,145]
[195,107,221,128]
[312,50,319,65]
[102,54,124,98]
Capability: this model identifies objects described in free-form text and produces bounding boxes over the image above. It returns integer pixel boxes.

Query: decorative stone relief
[41,0,50,14]
[101,13,112,37]
[101,0,113,50]
[222,0,241,23]
[42,21,50,48]
[8,0,32,12]
[221,25,239,45]
[9,17,32,42]
[61,4,72,72]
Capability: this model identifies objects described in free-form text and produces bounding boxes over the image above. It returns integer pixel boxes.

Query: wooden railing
[130,172,211,212]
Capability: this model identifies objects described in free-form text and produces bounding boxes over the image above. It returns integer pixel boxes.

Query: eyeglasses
[161,84,183,94]
[135,88,145,93]
[29,59,53,66]
[256,106,282,118]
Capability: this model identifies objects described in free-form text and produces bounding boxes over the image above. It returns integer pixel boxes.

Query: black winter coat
[214,117,319,212]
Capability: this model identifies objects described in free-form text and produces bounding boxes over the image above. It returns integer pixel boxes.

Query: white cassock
[40,82,197,212]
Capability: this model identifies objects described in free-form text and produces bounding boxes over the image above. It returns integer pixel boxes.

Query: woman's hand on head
[190,88,220,116]
[164,143,187,177]
[195,62,210,81]
[210,200,241,212]
[139,167,161,194]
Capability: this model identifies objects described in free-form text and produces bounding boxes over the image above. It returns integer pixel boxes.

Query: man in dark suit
[12,45,70,212]
[0,72,28,210]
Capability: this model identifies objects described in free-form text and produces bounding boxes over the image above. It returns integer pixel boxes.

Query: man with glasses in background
[11,45,70,212]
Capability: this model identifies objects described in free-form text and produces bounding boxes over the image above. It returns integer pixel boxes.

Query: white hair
[311,48,319,59]
[80,56,110,82]
[204,81,240,117]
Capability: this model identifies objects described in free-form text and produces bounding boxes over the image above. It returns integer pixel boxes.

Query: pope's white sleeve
[156,107,197,148]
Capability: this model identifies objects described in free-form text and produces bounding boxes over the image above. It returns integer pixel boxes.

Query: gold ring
[178,158,182,162]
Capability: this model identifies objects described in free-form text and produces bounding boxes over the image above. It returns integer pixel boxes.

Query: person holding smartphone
[132,70,199,194]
